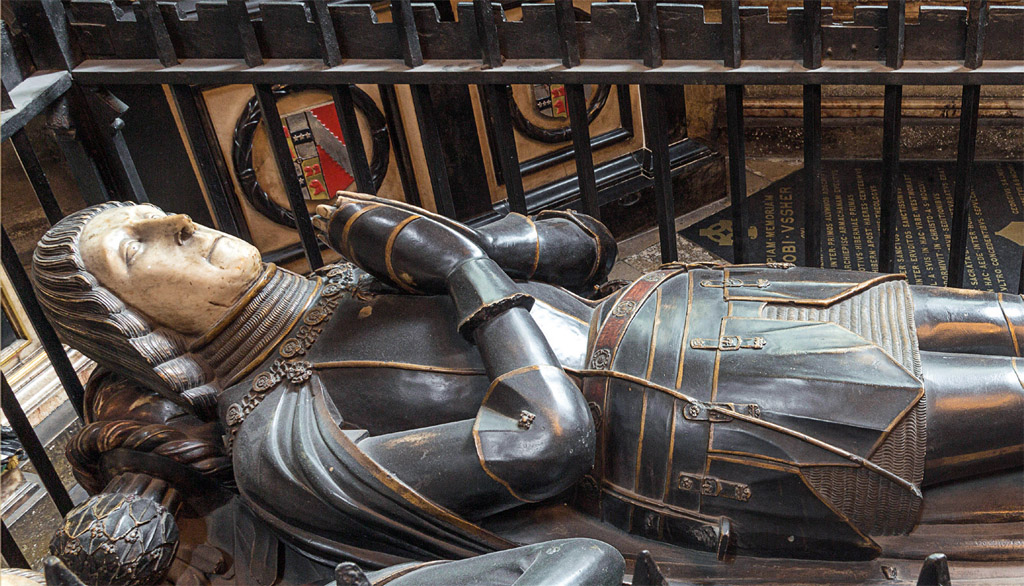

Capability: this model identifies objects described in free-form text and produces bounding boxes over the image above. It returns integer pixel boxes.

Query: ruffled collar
[190,264,318,387]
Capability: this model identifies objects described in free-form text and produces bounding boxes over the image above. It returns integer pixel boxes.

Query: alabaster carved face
[79,205,262,336]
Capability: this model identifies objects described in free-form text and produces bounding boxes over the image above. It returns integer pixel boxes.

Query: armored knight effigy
[34,195,1022,585]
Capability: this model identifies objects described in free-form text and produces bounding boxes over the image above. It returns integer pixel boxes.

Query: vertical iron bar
[391,0,424,67]
[947,85,981,288]
[638,0,663,68]
[948,1,987,287]
[473,0,502,69]
[391,3,448,214]
[2,373,74,517]
[802,84,822,267]
[723,0,746,263]
[480,85,526,215]
[228,0,263,67]
[330,85,375,194]
[252,85,324,269]
[378,84,421,207]
[316,0,370,198]
[1,520,30,569]
[409,84,456,218]
[639,0,672,259]
[965,0,988,70]
[886,0,907,70]
[80,88,149,203]
[311,0,343,67]
[553,0,581,68]
[45,97,110,206]
[1,228,85,419]
[566,84,600,219]
[138,0,178,67]
[313,0,350,215]
[168,85,249,240]
[641,85,677,263]
[725,85,748,264]
[554,3,598,218]
[879,85,903,273]
[107,118,150,204]
[722,1,741,69]
[473,1,526,215]
[879,0,906,273]
[802,1,823,267]
[803,2,822,70]
[10,129,64,225]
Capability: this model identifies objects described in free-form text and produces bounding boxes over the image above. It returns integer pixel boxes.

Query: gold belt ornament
[690,336,767,351]
[677,473,752,502]
[700,278,770,289]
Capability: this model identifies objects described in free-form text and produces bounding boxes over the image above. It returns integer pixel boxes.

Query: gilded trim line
[725,273,908,306]
[525,214,540,279]
[384,216,421,293]
[312,360,485,376]
[998,293,1022,357]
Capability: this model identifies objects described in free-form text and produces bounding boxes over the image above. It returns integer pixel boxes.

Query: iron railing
[0,0,1022,567]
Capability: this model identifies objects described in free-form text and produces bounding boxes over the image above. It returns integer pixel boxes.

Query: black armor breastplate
[577,265,926,560]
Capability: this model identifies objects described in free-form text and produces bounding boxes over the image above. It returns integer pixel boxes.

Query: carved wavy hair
[31,202,217,417]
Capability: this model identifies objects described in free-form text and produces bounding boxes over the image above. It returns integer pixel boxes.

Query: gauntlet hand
[314,192,486,295]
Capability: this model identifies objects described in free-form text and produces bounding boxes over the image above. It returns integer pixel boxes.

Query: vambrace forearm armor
[450,258,595,502]
[476,210,617,294]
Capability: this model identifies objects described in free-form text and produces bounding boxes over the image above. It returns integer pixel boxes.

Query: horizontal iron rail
[69,60,1024,86]
[53,2,1024,65]
[1,71,72,142]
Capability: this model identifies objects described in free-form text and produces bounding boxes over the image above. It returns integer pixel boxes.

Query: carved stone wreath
[508,84,611,144]
[232,85,390,228]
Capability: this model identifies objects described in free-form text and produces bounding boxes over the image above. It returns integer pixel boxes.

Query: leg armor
[922,351,1024,485]
[912,286,1023,357]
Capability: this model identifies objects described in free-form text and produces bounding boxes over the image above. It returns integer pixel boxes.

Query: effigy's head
[75,203,262,334]
[32,202,261,406]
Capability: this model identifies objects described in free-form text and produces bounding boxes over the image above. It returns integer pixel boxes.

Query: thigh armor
[577,264,927,560]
